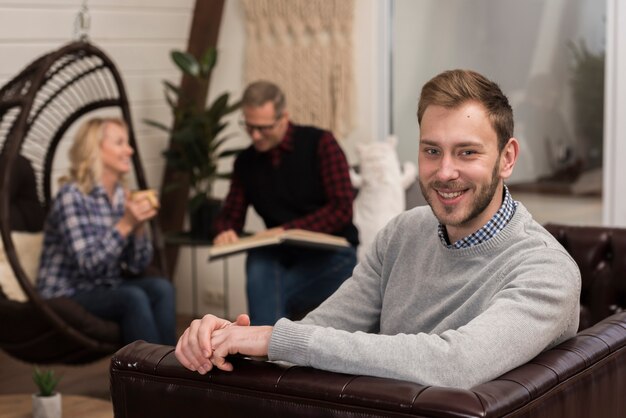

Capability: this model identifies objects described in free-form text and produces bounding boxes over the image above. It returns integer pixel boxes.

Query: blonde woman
[36,117,176,345]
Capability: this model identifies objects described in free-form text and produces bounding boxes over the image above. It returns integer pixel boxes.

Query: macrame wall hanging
[241,0,355,138]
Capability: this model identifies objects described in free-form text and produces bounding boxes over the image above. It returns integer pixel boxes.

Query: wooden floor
[0,314,193,401]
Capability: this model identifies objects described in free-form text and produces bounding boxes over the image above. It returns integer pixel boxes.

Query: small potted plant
[32,367,62,418]
[146,47,243,239]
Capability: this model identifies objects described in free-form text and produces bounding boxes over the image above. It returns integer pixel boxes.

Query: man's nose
[250,129,263,141]
[436,154,459,180]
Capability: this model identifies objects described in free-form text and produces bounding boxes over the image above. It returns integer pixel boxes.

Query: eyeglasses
[239,116,282,135]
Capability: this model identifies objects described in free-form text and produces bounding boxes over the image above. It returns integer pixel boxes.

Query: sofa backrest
[544,223,626,330]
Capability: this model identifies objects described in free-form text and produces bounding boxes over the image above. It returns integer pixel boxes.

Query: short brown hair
[417,69,513,151]
[242,80,286,116]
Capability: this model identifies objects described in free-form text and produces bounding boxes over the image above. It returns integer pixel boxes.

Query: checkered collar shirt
[438,185,518,249]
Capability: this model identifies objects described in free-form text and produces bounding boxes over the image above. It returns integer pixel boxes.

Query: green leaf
[144,119,171,133]
[33,368,61,397]
[188,193,209,212]
[206,93,230,118]
[163,80,181,110]
[171,50,200,77]
[163,80,181,96]
[217,147,245,159]
[165,89,178,110]
[225,99,242,114]
[211,133,238,152]
[199,48,218,77]
[210,122,228,141]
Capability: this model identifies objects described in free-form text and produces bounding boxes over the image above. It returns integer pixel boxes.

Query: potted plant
[146,47,242,239]
[32,367,62,418]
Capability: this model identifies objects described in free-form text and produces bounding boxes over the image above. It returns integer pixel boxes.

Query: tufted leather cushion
[111,311,626,418]
[544,224,626,330]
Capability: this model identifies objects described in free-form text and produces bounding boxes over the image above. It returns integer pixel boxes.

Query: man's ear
[499,137,519,180]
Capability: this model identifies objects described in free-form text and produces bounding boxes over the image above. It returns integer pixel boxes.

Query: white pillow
[0,232,44,302]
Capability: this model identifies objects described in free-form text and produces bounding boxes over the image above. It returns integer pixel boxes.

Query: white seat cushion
[0,232,44,302]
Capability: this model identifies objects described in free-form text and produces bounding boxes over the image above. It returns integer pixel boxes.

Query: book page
[208,229,349,260]
[282,229,350,246]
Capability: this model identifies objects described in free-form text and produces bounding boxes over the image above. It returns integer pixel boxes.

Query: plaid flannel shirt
[37,182,152,298]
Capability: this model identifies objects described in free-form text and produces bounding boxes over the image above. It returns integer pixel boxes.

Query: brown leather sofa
[110,224,626,417]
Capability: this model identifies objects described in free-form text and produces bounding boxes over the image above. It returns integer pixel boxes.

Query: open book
[208,229,350,260]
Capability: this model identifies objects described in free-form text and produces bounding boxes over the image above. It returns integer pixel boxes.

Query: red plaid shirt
[214,123,354,235]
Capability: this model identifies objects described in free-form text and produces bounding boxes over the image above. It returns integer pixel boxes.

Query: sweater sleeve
[269,229,581,389]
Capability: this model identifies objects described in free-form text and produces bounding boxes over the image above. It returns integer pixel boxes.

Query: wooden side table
[165,233,230,319]
[0,394,112,418]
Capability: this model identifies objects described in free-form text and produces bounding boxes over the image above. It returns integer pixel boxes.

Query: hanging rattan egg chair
[0,41,167,364]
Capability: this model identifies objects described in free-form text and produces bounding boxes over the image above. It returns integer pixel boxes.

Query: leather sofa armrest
[110,312,626,418]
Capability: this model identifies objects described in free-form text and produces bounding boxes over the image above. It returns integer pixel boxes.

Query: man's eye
[461,150,476,156]
[424,148,439,155]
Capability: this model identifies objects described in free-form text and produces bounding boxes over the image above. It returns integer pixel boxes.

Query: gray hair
[242,80,286,116]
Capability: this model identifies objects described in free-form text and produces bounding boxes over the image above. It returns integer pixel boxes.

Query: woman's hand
[116,191,158,237]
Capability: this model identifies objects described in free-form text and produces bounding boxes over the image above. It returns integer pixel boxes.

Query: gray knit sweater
[268,203,581,388]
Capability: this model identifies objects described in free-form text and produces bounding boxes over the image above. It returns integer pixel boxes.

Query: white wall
[603,0,626,227]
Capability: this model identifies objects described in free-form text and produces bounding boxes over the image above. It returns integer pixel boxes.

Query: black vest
[236,125,358,246]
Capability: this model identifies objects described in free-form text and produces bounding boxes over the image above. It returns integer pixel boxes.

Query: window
[391,0,605,224]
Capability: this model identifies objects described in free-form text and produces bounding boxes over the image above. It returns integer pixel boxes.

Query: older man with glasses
[212,80,358,326]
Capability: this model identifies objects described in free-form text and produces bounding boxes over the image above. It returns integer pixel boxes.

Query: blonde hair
[60,117,128,194]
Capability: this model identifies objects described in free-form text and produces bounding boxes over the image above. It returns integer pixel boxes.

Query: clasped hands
[175,313,273,374]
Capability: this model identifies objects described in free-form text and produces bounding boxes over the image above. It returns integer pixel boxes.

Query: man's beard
[419,158,501,228]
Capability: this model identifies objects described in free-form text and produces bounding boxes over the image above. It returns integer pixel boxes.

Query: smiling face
[418,100,518,243]
[242,101,289,153]
[99,122,133,180]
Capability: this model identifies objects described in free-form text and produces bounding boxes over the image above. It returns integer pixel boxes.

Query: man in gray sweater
[175,69,581,389]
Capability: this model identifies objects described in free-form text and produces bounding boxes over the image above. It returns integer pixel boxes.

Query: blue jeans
[72,277,176,345]
[246,246,357,325]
